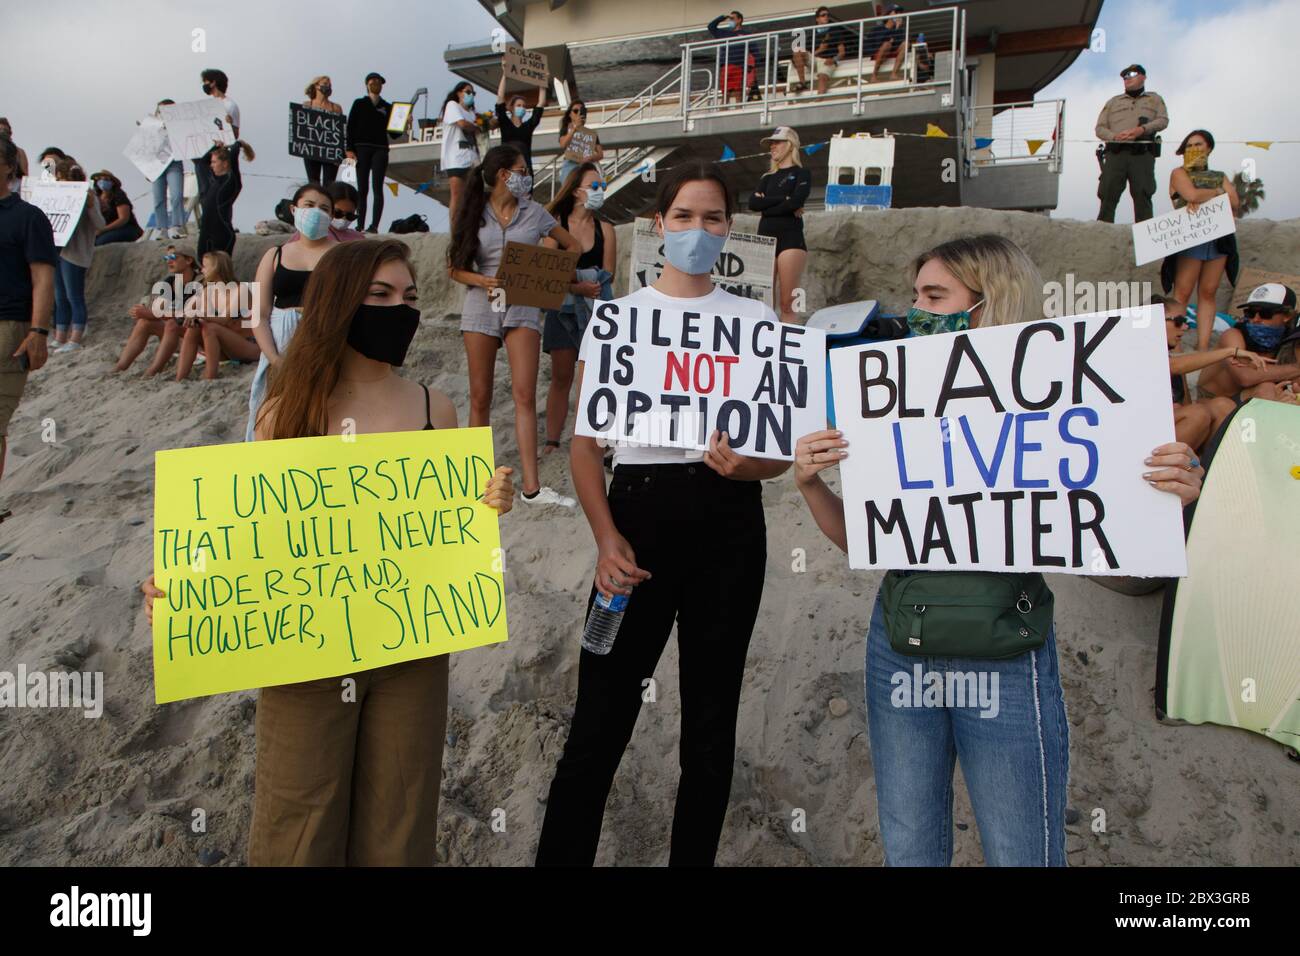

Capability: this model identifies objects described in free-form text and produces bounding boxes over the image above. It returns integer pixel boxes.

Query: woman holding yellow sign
[143,239,515,865]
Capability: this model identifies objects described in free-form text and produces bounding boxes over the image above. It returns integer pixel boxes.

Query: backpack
[389,213,429,234]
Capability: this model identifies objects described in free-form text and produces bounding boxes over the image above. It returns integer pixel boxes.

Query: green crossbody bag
[880,571,1054,660]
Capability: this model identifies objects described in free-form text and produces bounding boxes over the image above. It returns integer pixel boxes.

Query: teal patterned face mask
[905,299,983,336]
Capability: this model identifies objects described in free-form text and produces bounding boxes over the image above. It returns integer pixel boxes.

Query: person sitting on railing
[708,10,762,103]
[865,4,908,83]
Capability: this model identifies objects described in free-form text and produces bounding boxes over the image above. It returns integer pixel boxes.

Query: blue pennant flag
[974,137,994,150]
[802,142,826,155]
[720,144,736,162]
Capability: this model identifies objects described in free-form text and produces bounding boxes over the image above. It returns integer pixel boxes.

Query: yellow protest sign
[151,427,507,703]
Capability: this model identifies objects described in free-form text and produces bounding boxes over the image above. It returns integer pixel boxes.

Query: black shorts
[759,218,807,255]
[445,167,470,179]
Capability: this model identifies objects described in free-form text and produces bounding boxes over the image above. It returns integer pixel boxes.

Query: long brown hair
[258,239,415,440]
[546,161,602,220]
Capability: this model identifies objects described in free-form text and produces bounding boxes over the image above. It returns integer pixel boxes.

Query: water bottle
[581,590,629,655]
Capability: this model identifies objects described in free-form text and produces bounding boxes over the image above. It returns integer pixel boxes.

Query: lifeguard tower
[824,133,895,211]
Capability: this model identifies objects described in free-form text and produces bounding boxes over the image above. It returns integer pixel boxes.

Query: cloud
[1044,0,1298,222]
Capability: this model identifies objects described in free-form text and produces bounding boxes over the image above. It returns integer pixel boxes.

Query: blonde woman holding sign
[792,234,1204,866]
[142,239,515,865]
[535,161,790,867]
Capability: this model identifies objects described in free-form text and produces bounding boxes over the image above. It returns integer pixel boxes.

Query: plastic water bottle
[581,591,629,655]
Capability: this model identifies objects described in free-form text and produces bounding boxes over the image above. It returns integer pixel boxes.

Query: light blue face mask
[662,226,727,276]
[462,91,475,109]
[294,205,332,241]
[905,300,983,336]
[513,105,527,120]
[584,187,605,210]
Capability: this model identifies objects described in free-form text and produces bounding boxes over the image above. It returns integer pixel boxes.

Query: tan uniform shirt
[1094,90,1169,141]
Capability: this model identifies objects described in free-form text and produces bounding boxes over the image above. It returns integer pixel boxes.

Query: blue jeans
[864,594,1069,866]
[151,160,186,230]
[54,259,88,333]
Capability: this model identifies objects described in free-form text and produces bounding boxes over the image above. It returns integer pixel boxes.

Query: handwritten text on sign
[151,428,508,703]
[1132,193,1235,266]
[575,301,827,461]
[27,181,89,247]
[123,116,174,183]
[502,45,549,89]
[288,104,345,164]
[159,99,235,160]
[632,219,775,307]
[496,241,579,310]
[829,307,1186,576]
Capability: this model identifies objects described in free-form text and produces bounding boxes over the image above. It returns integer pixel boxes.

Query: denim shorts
[1178,240,1226,262]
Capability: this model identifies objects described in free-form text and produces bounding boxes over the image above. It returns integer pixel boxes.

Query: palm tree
[1231,172,1266,218]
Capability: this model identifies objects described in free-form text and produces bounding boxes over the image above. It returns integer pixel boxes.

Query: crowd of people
[0,3,1295,870]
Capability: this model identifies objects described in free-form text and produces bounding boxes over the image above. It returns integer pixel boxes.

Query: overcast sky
[4,0,1294,233]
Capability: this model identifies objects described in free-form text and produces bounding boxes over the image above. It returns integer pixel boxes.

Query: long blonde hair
[909,234,1042,328]
[767,134,803,174]
[305,76,331,99]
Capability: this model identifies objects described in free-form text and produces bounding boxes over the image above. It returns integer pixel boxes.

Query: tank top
[560,210,604,270]
[421,384,434,430]
[272,245,312,309]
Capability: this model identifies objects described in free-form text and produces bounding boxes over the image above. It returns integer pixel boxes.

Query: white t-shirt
[577,283,779,468]
[441,101,479,171]
[215,96,240,131]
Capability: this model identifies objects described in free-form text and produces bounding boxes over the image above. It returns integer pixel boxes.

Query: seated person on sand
[1195,283,1300,406]
[1155,295,1262,451]
[173,250,261,381]
[114,240,203,375]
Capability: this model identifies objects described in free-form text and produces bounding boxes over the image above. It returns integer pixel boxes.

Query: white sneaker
[54,341,81,353]
[146,228,161,241]
[520,486,576,508]
[168,226,184,239]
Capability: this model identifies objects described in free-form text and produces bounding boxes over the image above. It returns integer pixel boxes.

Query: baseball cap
[167,238,199,261]
[365,72,386,84]
[1120,64,1146,78]
[1236,282,1297,311]
[760,126,801,147]
[886,3,905,12]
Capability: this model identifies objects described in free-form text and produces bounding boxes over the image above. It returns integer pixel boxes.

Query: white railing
[966,99,1065,172]
[679,6,963,128]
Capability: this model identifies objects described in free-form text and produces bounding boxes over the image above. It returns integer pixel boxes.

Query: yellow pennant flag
[925,123,949,138]
[387,181,400,196]
[151,427,508,703]
[1026,139,1046,155]
[1245,141,1272,150]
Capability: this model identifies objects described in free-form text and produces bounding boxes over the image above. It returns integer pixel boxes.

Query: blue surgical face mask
[906,300,983,336]
[661,225,727,276]
[1243,320,1285,350]
[584,187,605,210]
[506,171,533,198]
[294,205,332,241]
[95,178,113,192]
[462,91,475,108]
[513,105,527,120]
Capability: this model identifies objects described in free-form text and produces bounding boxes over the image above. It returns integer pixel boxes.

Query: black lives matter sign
[288,103,346,163]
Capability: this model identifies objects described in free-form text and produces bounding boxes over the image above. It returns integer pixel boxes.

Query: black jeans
[536,463,767,866]
[303,158,339,187]
[354,145,389,231]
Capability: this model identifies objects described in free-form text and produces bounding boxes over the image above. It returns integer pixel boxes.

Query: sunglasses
[1243,307,1281,319]
[588,181,607,190]
[571,107,587,115]
[162,253,177,262]
[1121,70,1142,79]
[1168,315,1187,328]
[335,211,357,222]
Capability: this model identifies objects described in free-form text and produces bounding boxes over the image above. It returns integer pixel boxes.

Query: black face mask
[1125,86,1144,97]
[346,302,421,366]
[319,85,332,96]
[202,82,213,94]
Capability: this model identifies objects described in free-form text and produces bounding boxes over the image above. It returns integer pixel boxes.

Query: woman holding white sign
[448,144,581,508]
[143,239,516,865]
[1166,130,1239,352]
[535,161,791,866]
[792,234,1204,866]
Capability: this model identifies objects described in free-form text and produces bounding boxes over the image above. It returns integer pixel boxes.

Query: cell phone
[18,352,30,371]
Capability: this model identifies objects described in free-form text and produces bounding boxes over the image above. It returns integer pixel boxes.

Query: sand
[1,208,1297,866]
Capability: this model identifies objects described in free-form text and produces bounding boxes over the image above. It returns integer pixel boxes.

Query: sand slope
[1,209,1297,866]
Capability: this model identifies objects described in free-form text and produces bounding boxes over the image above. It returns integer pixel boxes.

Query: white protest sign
[631,219,776,308]
[829,306,1186,576]
[123,116,174,182]
[159,99,236,160]
[27,180,90,247]
[575,299,827,461]
[1132,193,1235,266]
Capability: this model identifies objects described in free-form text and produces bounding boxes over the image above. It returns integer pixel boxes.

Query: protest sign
[159,99,236,160]
[1132,193,1235,266]
[829,306,1186,576]
[495,241,579,309]
[288,103,345,164]
[502,45,549,89]
[631,219,776,307]
[151,427,507,703]
[1235,266,1300,299]
[27,180,89,247]
[123,116,173,182]
[574,300,827,461]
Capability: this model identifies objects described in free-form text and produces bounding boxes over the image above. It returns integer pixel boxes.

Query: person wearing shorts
[0,133,56,510]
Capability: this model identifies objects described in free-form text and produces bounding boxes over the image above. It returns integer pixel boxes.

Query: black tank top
[421,384,434,430]
[561,210,604,270]
[272,245,312,309]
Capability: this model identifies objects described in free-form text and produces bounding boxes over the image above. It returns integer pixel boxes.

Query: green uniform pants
[1097,149,1156,223]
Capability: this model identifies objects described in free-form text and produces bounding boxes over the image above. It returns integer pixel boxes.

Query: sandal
[541,438,562,456]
